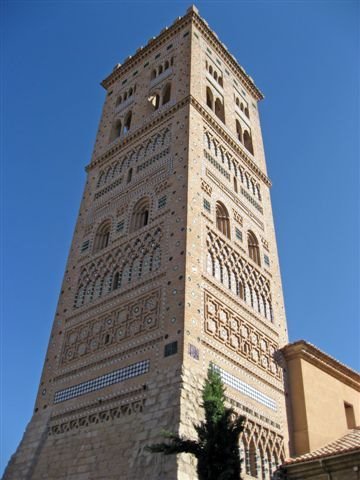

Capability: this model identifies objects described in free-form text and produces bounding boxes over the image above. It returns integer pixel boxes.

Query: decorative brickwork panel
[240,417,285,477]
[206,228,273,322]
[204,290,279,378]
[62,289,160,365]
[74,225,162,308]
[203,129,262,204]
[49,398,145,436]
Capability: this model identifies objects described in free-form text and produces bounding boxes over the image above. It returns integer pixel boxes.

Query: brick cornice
[281,340,360,391]
[101,7,263,101]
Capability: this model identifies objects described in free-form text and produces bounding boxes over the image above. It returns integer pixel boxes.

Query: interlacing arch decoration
[97,126,171,189]
[206,229,273,321]
[74,227,162,308]
[203,130,261,202]
[239,418,285,479]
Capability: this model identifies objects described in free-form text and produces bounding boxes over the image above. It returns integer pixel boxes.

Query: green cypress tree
[146,366,245,480]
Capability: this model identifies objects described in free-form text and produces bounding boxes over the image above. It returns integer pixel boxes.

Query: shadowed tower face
[4,6,289,480]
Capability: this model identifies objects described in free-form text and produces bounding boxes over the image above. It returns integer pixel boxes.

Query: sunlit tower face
[4,6,289,480]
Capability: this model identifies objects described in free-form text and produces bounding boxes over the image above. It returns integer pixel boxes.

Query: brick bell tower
[4,6,289,479]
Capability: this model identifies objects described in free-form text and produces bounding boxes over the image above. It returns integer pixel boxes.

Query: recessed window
[93,220,111,253]
[248,230,261,266]
[216,201,230,239]
[235,228,242,241]
[164,341,178,357]
[203,198,211,212]
[130,197,150,233]
[158,195,167,209]
[345,402,356,429]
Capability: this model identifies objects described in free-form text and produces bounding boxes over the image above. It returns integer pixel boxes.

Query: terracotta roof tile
[284,428,360,465]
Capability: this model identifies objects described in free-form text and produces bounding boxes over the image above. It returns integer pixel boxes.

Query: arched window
[164,60,169,70]
[206,87,213,109]
[248,230,261,266]
[215,98,225,123]
[216,202,230,239]
[218,76,223,87]
[129,87,133,97]
[158,65,163,75]
[112,271,120,291]
[245,107,250,119]
[130,197,150,232]
[209,65,213,75]
[123,111,132,135]
[236,119,243,143]
[214,71,218,81]
[162,83,171,105]
[243,130,254,155]
[233,176,238,193]
[116,95,122,106]
[93,220,111,253]
[151,69,156,80]
[127,168,133,183]
[149,93,160,111]
[109,119,122,142]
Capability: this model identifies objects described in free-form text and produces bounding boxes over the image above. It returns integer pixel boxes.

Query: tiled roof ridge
[284,428,360,465]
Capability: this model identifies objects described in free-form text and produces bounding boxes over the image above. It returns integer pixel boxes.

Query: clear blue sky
[1,0,359,474]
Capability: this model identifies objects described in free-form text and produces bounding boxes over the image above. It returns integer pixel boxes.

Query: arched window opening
[162,83,171,105]
[245,107,250,119]
[214,71,218,81]
[209,65,213,75]
[236,97,240,107]
[233,176,238,193]
[256,185,262,201]
[158,65,163,75]
[164,60,169,70]
[116,95,122,106]
[249,441,258,478]
[129,87,133,97]
[112,271,120,291]
[123,92,128,101]
[93,220,111,253]
[149,93,160,111]
[214,258,221,282]
[109,119,122,142]
[236,119,243,143]
[240,102,244,111]
[218,76,223,87]
[130,197,150,233]
[248,231,261,266]
[207,252,215,276]
[170,57,174,66]
[123,111,132,135]
[215,98,225,123]
[238,280,245,300]
[206,87,214,110]
[216,202,230,239]
[127,168,133,184]
[151,69,156,80]
[243,130,254,155]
